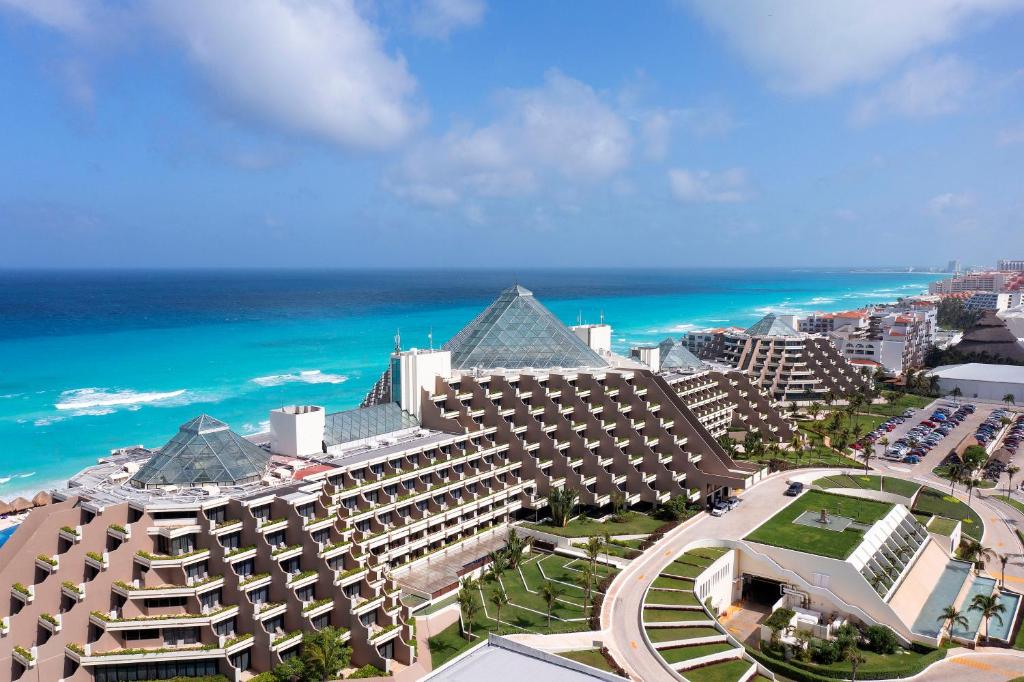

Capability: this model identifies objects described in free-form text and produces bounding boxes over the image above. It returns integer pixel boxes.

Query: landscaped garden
[427,549,620,668]
[813,474,921,498]
[744,490,895,559]
[862,393,933,417]
[911,486,983,540]
[555,648,622,675]
[522,511,666,538]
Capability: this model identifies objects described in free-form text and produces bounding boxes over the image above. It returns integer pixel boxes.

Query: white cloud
[0,0,424,151]
[149,0,422,150]
[851,56,973,125]
[640,105,735,160]
[685,0,1023,93]
[998,123,1024,145]
[410,0,485,39]
[668,168,749,203]
[0,0,95,34]
[389,69,631,206]
[928,191,974,215]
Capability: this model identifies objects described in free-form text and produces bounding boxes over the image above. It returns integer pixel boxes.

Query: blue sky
[0,0,1022,268]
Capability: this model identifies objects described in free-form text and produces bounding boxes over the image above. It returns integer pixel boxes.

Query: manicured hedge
[747,645,946,681]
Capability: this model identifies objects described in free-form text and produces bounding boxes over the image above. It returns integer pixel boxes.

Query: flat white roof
[927,363,1024,384]
[425,635,622,681]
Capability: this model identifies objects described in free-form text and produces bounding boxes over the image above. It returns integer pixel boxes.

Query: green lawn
[994,495,1024,516]
[418,593,458,615]
[646,626,722,643]
[683,659,755,682]
[646,590,702,607]
[813,474,921,498]
[933,464,996,488]
[863,394,933,417]
[796,645,941,675]
[602,538,644,560]
[927,515,959,536]
[521,512,665,538]
[427,619,482,669]
[659,643,736,664]
[664,561,704,578]
[556,648,620,674]
[644,607,707,622]
[744,490,894,559]
[911,486,983,540]
[653,575,697,590]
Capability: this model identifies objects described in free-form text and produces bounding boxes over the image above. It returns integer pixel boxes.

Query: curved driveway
[599,457,1024,681]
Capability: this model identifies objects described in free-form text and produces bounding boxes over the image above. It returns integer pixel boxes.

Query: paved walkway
[394,607,461,682]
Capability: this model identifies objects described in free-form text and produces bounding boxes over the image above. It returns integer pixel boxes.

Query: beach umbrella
[9,497,32,512]
[31,491,51,507]
[0,501,11,515]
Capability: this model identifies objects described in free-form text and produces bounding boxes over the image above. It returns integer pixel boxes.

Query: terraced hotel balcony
[113,574,224,599]
[90,604,239,631]
[134,547,210,568]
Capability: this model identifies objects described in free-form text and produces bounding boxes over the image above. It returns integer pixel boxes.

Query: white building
[965,292,1024,312]
[925,363,1024,403]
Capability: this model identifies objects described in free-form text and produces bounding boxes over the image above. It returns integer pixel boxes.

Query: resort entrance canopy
[130,414,273,489]
[443,284,609,370]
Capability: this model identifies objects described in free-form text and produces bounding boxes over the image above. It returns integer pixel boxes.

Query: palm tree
[540,580,563,626]
[959,539,995,571]
[1007,465,1021,497]
[824,391,837,409]
[868,572,888,593]
[548,487,579,527]
[457,589,476,641]
[301,627,352,682]
[937,605,969,639]
[807,402,823,424]
[1004,393,1016,408]
[928,375,941,396]
[950,386,963,403]
[969,593,1006,641]
[999,553,1011,588]
[504,530,530,570]
[576,563,595,614]
[966,478,981,507]
[462,595,481,641]
[490,584,510,626]
[860,446,873,473]
[487,550,506,581]
[847,651,866,682]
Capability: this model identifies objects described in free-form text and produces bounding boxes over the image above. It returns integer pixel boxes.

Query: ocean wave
[0,393,23,399]
[56,387,187,412]
[251,370,348,388]
[0,472,36,486]
[33,416,66,427]
[241,420,271,435]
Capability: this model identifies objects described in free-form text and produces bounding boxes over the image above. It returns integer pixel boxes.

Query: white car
[710,502,729,517]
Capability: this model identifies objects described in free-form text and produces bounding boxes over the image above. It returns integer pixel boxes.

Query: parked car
[903,455,921,464]
[784,482,804,497]
[725,496,741,510]
[710,502,729,517]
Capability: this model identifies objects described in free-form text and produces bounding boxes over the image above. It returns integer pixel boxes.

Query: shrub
[249,674,276,682]
[811,639,842,665]
[865,624,899,654]
[348,664,389,678]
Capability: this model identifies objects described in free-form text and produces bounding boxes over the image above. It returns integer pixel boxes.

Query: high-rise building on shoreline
[691,313,873,401]
[0,285,793,682]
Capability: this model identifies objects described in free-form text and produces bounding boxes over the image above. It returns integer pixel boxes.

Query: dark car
[784,482,804,497]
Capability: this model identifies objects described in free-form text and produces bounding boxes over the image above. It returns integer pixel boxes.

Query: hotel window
[296,585,315,603]
[371,464,384,475]
[252,505,271,522]
[221,532,241,551]
[186,561,208,581]
[311,613,330,630]
[297,503,315,519]
[249,587,269,605]
[144,596,187,608]
[123,629,157,642]
[163,627,199,646]
[356,520,371,532]
[200,589,221,611]
[264,615,284,634]
[343,497,357,509]
[378,641,394,659]
[312,529,330,545]
[344,583,360,598]
[366,490,379,504]
[214,617,236,637]
[404,480,416,491]
[378,512,392,525]
[280,557,300,575]
[206,507,226,524]
[359,611,377,627]
[234,559,255,578]
[266,530,286,548]
[384,484,397,496]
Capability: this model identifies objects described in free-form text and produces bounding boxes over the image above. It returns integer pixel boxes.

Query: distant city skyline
[0,0,1022,268]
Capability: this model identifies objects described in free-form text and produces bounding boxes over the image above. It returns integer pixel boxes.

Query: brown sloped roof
[952,311,1024,362]
[8,497,32,512]
[31,491,51,506]
[0,501,12,515]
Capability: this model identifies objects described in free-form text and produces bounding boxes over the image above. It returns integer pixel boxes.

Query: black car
[784,482,804,497]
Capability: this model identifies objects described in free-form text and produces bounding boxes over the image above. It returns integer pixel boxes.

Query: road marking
[630,640,637,649]
[637,574,645,581]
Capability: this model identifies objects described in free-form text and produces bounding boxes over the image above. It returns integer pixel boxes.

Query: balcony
[38,613,61,634]
[113,575,224,599]
[258,518,289,534]
[12,646,36,669]
[271,631,303,653]
[85,551,109,571]
[66,641,230,666]
[62,581,85,601]
[59,525,82,544]
[107,524,131,541]
[269,544,302,561]
[239,573,272,592]
[134,548,210,568]
[224,546,258,564]
[10,582,33,604]
[90,604,239,631]
[35,554,58,574]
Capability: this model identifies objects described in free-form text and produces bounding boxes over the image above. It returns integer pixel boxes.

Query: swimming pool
[911,559,972,638]
[0,524,19,548]
[951,577,996,640]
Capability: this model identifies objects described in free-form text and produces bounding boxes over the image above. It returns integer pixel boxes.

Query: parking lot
[870,399,1019,477]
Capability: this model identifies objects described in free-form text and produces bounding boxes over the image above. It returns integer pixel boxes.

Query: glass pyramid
[658,337,707,372]
[443,285,608,370]
[130,414,273,489]
[744,313,799,337]
[325,402,419,447]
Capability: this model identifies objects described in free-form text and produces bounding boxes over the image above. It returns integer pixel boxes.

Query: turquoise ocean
[0,268,943,500]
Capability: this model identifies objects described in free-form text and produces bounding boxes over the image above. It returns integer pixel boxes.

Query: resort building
[0,285,788,682]
[928,270,1024,295]
[824,306,936,377]
[964,291,1024,312]
[694,314,872,402]
[998,259,1024,272]
[949,310,1024,364]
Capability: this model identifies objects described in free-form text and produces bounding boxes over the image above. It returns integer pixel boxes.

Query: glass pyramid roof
[658,337,707,372]
[325,402,420,447]
[130,414,273,489]
[443,285,609,370]
[744,313,800,337]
